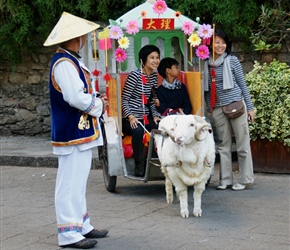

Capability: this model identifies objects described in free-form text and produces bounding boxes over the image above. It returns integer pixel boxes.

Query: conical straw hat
[43,12,100,46]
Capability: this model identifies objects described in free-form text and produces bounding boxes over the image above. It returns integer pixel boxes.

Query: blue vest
[49,50,100,146]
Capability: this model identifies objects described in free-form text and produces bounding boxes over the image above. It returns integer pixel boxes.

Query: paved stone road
[1,165,289,250]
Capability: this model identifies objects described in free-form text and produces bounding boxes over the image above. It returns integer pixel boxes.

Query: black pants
[122,116,158,143]
[122,116,158,176]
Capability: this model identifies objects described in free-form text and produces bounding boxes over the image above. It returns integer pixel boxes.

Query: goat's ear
[195,123,211,141]
[173,116,178,126]
[193,115,206,124]
[195,108,202,116]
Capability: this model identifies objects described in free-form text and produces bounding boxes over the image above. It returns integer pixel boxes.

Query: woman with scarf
[156,57,192,116]
[122,45,162,177]
[203,29,255,191]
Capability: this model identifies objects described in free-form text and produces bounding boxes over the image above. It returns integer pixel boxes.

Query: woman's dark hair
[157,57,179,79]
[138,45,160,66]
[213,29,232,54]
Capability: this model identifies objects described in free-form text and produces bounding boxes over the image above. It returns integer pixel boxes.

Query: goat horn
[195,123,211,141]
[178,108,185,115]
[167,131,176,143]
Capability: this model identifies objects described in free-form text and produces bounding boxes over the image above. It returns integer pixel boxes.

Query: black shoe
[84,229,109,238]
[61,238,97,249]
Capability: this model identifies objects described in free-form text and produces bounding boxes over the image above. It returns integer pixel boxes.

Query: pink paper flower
[115,48,127,63]
[153,0,167,15]
[181,21,194,36]
[196,45,210,60]
[197,24,213,39]
[126,20,139,35]
[109,26,123,40]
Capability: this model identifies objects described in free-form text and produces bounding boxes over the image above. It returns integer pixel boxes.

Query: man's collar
[60,47,81,58]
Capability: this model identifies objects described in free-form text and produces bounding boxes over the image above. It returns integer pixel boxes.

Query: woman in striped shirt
[204,29,255,191]
[122,45,162,177]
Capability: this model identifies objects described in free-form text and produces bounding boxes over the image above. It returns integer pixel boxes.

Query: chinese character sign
[142,18,174,30]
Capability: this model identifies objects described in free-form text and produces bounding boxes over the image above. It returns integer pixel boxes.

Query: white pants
[55,147,94,246]
[212,103,254,185]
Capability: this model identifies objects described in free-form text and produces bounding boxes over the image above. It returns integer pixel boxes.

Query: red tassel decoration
[211,68,216,78]
[210,79,216,108]
[92,69,100,77]
[103,73,112,81]
[106,84,109,98]
[142,133,148,144]
[141,75,147,84]
[143,114,149,125]
[142,93,148,104]
[210,68,216,108]
[202,38,211,45]
[206,38,211,45]
[95,79,99,92]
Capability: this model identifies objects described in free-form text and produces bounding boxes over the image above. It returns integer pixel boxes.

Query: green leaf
[246,60,290,146]
[109,19,119,26]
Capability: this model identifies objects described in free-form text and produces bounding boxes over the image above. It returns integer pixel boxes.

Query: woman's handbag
[208,64,245,119]
[222,100,245,119]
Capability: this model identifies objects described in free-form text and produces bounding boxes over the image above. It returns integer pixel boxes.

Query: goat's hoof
[166,197,173,204]
[180,209,189,218]
[193,208,202,217]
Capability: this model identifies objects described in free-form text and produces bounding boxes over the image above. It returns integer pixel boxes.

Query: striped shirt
[204,55,254,112]
[122,69,161,119]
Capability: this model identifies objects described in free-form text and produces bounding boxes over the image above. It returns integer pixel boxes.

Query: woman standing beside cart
[122,45,162,177]
[204,29,255,191]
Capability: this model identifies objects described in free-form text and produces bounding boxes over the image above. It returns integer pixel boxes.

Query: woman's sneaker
[232,183,246,191]
[216,184,232,190]
[232,182,255,191]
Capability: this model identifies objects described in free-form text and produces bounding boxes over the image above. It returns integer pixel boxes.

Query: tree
[0,0,102,64]
[0,0,288,65]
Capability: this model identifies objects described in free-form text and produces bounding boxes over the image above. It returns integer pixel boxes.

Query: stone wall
[0,46,56,136]
[0,43,289,136]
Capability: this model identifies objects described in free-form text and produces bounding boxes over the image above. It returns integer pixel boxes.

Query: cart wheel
[99,123,117,192]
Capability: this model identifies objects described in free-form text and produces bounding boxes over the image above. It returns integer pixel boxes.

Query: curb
[0,156,102,169]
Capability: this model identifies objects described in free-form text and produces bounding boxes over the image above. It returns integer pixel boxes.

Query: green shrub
[250,5,290,52]
[246,59,290,146]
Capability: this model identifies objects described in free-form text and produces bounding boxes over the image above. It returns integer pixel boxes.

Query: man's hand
[100,94,109,114]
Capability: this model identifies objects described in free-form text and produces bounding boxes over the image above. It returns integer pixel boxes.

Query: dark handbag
[208,64,245,119]
[222,100,245,119]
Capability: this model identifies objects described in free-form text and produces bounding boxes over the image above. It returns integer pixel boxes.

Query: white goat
[154,115,215,218]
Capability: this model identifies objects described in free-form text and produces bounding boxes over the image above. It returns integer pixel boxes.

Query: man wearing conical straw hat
[44,12,109,249]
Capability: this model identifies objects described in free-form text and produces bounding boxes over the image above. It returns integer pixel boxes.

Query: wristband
[128,115,135,121]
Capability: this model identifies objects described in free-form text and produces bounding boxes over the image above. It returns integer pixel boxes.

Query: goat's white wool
[155,114,215,218]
